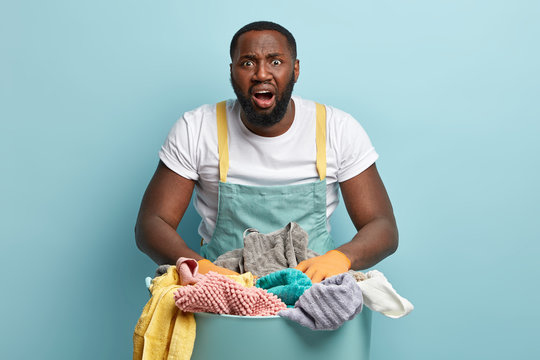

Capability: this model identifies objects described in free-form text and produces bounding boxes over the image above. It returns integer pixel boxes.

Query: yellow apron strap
[315,102,327,180]
[217,100,325,182]
[216,101,229,183]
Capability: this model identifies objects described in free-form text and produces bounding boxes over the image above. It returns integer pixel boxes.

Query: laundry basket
[190,310,372,360]
[144,277,372,360]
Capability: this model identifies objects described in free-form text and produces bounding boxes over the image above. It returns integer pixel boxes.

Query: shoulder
[293,96,362,130]
[180,102,218,125]
[323,103,359,128]
[169,100,237,135]
[302,98,375,151]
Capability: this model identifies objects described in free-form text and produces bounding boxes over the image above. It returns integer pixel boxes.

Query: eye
[271,59,282,66]
[242,60,254,67]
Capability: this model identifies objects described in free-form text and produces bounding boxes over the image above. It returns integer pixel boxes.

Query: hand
[295,250,351,283]
[197,259,240,276]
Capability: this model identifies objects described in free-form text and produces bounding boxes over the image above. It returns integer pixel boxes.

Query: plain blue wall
[1,1,539,359]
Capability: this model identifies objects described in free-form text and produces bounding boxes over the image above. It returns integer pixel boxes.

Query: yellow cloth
[133,267,255,359]
[133,266,195,360]
[227,272,255,288]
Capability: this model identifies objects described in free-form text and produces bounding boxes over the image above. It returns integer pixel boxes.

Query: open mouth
[252,90,275,109]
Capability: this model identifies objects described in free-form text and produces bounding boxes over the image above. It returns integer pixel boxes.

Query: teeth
[256,90,271,94]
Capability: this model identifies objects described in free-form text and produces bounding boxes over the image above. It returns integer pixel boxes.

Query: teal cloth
[256,269,312,306]
[201,180,335,262]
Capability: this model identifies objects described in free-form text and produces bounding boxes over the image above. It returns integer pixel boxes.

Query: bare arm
[336,163,398,270]
[135,161,202,264]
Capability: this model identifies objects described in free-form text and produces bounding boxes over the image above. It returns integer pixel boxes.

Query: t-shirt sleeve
[159,114,199,181]
[334,111,379,182]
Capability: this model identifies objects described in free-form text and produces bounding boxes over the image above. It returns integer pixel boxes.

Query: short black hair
[230,21,297,60]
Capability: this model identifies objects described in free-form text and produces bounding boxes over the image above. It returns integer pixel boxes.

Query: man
[135,21,398,283]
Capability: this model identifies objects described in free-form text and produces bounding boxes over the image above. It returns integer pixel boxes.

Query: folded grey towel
[214,222,319,277]
[278,273,363,330]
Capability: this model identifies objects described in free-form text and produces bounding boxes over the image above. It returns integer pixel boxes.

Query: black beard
[230,73,295,128]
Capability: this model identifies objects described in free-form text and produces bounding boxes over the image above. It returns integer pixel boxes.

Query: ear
[294,59,300,83]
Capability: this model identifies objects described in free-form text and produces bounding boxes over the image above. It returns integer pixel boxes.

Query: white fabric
[159,95,378,243]
[356,270,414,319]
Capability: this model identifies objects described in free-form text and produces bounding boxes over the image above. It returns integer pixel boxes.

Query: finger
[305,266,317,280]
[311,271,325,284]
[326,269,339,278]
[295,260,308,272]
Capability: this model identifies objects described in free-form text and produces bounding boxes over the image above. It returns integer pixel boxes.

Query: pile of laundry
[133,223,413,359]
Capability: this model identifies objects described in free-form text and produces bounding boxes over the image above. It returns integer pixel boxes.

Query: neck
[240,99,295,137]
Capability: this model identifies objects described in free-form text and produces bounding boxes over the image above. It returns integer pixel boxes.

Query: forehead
[233,30,291,59]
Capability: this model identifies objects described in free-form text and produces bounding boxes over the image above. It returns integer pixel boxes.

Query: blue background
[1,1,539,359]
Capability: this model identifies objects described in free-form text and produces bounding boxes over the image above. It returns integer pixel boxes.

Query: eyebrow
[266,53,284,58]
[238,52,286,60]
[239,54,257,60]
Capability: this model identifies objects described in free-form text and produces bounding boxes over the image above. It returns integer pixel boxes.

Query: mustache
[248,82,275,95]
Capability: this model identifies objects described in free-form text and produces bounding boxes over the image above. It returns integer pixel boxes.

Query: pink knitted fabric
[174,272,287,316]
[176,257,204,286]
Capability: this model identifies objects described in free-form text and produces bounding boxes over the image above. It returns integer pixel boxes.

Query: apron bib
[200,101,335,261]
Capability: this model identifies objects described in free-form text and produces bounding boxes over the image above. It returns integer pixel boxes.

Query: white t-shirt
[159,95,378,243]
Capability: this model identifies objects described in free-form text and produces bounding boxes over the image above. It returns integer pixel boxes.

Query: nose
[253,63,272,82]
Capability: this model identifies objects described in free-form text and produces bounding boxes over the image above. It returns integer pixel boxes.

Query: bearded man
[135,21,398,283]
